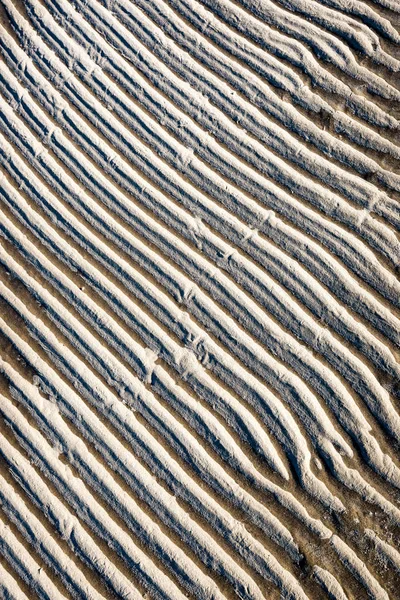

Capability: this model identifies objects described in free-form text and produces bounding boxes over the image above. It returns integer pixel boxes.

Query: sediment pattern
[0,0,399,598]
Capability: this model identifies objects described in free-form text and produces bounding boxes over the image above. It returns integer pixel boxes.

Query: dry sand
[0,0,399,598]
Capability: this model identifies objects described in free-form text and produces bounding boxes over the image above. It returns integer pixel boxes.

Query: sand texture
[0,0,399,598]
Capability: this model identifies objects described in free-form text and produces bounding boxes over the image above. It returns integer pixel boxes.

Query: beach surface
[0,0,399,598]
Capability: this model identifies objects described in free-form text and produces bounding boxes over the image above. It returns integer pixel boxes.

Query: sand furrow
[3,5,400,304]
[1,108,400,497]
[2,35,399,350]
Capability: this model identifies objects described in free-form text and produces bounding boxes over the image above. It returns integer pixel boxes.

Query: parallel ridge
[0,0,399,598]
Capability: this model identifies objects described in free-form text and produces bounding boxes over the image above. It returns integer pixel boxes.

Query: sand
[0,0,399,598]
